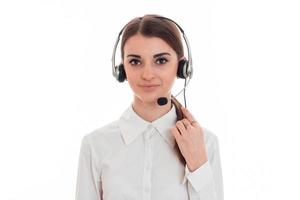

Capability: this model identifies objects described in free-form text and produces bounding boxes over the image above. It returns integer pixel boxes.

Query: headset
[111,16,193,108]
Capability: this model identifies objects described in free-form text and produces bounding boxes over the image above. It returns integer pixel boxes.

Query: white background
[0,0,299,199]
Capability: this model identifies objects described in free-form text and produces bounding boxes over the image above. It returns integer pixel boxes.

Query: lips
[139,84,160,91]
[140,85,160,87]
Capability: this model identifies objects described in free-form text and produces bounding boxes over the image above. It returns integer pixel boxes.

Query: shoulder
[80,120,123,161]
[84,120,120,143]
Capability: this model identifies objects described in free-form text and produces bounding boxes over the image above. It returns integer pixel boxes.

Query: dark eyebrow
[126,52,171,59]
[154,53,171,58]
[127,54,141,58]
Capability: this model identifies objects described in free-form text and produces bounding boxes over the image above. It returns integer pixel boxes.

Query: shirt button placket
[143,125,153,200]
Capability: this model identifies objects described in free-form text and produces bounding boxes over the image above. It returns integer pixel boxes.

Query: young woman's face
[123,33,179,104]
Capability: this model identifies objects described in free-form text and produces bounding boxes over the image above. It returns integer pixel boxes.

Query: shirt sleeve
[75,136,103,200]
[182,135,224,200]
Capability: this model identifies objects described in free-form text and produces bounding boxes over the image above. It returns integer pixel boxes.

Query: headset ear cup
[177,59,188,79]
[117,63,126,82]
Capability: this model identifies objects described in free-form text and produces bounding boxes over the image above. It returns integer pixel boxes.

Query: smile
[140,85,160,91]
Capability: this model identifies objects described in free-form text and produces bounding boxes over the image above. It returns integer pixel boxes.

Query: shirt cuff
[181,161,214,192]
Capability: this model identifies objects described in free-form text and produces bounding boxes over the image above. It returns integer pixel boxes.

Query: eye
[156,57,168,65]
[129,59,141,66]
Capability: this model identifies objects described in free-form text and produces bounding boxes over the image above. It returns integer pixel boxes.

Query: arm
[183,136,224,200]
[75,136,103,200]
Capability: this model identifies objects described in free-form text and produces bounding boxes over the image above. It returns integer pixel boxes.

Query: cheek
[163,65,178,80]
[124,66,136,81]
[126,76,137,88]
[162,73,177,88]
[125,71,141,90]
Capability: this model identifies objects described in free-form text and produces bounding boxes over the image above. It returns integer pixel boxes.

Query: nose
[141,63,155,81]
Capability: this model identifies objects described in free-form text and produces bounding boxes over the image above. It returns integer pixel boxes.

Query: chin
[134,92,160,104]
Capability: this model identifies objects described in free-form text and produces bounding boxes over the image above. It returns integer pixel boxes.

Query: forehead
[123,34,176,56]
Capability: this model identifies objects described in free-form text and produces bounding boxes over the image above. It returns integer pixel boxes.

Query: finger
[182,118,193,131]
[176,121,187,136]
[181,107,196,122]
[170,127,181,141]
[181,107,201,127]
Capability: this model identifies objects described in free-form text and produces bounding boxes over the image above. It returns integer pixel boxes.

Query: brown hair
[121,14,187,165]
[171,95,186,165]
[120,14,184,60]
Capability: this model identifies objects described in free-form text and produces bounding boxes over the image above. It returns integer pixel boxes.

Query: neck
[132,95,172,122]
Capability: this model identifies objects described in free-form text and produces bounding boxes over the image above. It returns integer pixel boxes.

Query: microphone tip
[157,97,168,106]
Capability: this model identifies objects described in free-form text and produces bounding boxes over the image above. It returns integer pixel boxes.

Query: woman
[75,14,224,200]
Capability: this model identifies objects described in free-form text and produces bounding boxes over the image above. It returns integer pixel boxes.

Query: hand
[171,107,208,172]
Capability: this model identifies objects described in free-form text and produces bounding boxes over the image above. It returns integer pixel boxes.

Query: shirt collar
[118,103,177,148]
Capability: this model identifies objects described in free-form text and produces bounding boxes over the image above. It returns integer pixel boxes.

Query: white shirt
[75,104,224,200]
